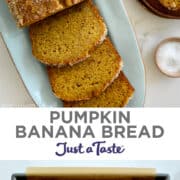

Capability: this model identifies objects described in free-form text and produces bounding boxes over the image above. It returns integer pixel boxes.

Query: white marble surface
[0,0,180,107]
[123,0,180,107]
[0,36,35,107]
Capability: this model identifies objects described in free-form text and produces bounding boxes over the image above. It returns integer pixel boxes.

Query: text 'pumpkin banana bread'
[47,38,123,101]
[30,0,107,66]
[7,0,85,27]
[64,72,135,107]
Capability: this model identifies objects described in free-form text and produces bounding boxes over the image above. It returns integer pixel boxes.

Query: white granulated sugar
[156,41,180,74]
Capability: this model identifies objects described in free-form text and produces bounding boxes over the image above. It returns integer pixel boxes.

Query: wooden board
[139,0,180,19]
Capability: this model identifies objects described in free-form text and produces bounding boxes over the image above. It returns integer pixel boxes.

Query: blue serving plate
[0,0,145,107]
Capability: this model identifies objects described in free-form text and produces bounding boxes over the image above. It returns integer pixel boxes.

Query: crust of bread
[6,0,85,27]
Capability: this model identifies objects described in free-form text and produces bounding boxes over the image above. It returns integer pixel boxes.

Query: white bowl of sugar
[155,38,180,78]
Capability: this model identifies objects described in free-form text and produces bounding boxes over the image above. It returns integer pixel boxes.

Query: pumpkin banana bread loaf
[47,38,123,101]
[7,0,85,27]
[30,0,107,66]
[64,72,135,107]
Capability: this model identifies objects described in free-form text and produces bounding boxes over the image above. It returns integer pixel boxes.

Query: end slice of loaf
[64,72,135,107]
[30,0,107,66]
[47,38,123,101]
[7,0,85,27]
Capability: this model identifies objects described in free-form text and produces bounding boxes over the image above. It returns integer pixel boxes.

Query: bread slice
[47,38,123,101]
[64,72,135,107]
[29,0,107,66]
[7,0,85,27]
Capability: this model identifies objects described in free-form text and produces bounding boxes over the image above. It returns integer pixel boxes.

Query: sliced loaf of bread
[7,0,85,27]
[30,0,107,66]
[47,38,123,101]
[64,72,135,107]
